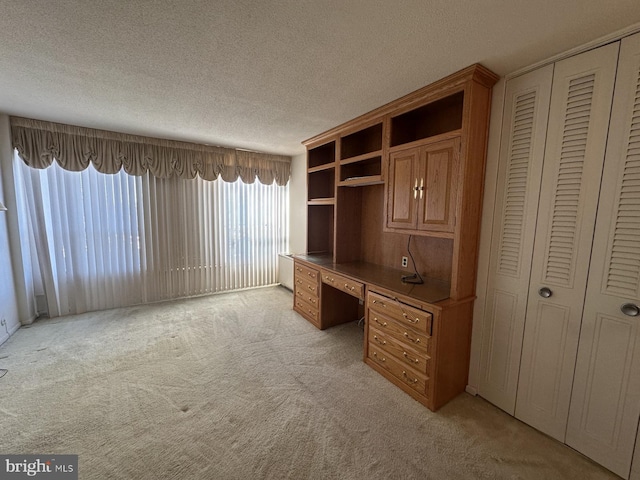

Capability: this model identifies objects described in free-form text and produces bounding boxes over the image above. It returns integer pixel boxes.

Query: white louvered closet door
[565,32,640,479]
[478,65,553,414]
[514,43,619,441]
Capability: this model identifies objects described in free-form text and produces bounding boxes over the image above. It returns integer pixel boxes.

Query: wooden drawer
[294,262,319,282]
[295,285,319,308]
[369,309,431,355]
[295,298,319,324]
[368,343,429,394]
[367,291,432,334]
[294,275,320,297]
[320,269,364,300]
[370,325,431,375]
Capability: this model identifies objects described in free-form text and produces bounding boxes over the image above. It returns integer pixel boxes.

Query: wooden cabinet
[293,261,321,328]
[477,33,640,478]
[294,64,497,412]
[387,138,459,235]
[365,288,474,411]
[301,64,498,301]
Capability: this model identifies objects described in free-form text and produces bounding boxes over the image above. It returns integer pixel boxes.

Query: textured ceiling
[1,1,639,156]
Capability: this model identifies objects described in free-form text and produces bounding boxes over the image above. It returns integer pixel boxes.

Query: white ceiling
[1,1,639,156]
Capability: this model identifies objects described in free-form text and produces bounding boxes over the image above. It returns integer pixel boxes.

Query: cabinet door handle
[373,317,387,327]
[403,352,419,364]
[402,371,419,385]
[419,178,424,199]
[373,351,386,362]
[373,335,386,345]
[402,312,420,324]
[403,332,420,344]
[414,178,418,199]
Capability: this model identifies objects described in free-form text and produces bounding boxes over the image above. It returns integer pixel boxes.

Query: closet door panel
[566,32,640,479]
[515,43,619,441]
[478,65,553,413]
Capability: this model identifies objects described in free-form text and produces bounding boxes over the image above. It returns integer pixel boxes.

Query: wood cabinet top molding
[302,64,499,147]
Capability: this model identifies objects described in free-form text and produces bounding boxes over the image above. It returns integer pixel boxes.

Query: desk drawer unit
[293,260,320,327]
[366,290,436,408]
[320,269,364,300]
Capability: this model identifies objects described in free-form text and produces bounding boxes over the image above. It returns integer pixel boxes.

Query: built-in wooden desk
[292,254,475,411]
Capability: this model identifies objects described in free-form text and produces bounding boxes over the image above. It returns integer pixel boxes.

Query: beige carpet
[0,286,616,479]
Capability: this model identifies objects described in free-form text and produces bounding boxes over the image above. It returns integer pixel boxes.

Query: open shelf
[339,154,382,186]
[390,91,464,147]
[308,168,335,201]
[308,197,336,205]
[308,141,336,169]
[340,123,383,160]
[338,176,383,187]
[308,204,334,255]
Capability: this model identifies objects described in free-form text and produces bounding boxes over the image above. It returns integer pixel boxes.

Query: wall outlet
[401,256,408,268]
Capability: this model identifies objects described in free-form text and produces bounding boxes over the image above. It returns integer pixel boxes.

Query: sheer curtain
[14,151,289,317]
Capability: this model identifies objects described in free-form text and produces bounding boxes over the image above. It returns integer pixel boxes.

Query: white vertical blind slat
[15,151,289,316]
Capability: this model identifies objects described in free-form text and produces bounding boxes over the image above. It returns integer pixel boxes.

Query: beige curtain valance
[10,116,291,186]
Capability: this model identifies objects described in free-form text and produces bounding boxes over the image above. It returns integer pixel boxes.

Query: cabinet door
[417,138,459,233]
[478,65,554,413]
[566,32,640,479]
[387,147,419,229]
[515,43,619,441]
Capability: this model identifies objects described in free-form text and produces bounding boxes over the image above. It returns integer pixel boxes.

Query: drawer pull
[295,279,302,284]
[307,285,315,291]
[403,352,419,364]
[402,312,420,324]
[372,299,386,307]
[324,275,334,282]
[373,317,387,327]
[403,332,421,344]
[308,297,315,304]
[373,335,386,345]
[402,371,419,385]
[373,352,386,362]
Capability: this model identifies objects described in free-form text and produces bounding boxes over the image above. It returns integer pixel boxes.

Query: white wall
[0,115,22,344]
[289,152,307,254]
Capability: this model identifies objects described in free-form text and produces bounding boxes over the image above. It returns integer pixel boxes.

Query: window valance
[10,116,291,186]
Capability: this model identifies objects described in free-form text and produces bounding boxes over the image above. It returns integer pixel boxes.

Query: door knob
[538,287,553,298]
[620,303,640,317]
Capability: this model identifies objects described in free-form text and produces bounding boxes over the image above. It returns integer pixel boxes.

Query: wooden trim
[387,130,462,154]
[340,150,383,165]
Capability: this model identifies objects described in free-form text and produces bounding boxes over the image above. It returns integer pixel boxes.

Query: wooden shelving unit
[302,64,498,301]
[296,64,499,411]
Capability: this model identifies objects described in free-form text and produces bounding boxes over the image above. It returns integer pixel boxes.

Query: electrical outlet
[401,256,408,268]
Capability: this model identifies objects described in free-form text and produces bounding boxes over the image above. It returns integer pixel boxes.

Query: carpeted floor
[0,286,617,479]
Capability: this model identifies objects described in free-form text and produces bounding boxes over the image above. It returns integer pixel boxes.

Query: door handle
[538,287,553,298]
[621,303,640,317]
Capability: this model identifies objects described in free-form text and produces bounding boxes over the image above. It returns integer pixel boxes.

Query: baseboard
[0,321,21,347]
[465,385,478,396]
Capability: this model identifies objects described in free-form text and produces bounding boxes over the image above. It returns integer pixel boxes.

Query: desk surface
[293,254,451,305]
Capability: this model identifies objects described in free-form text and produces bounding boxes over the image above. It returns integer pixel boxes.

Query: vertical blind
[15,151,289,317]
